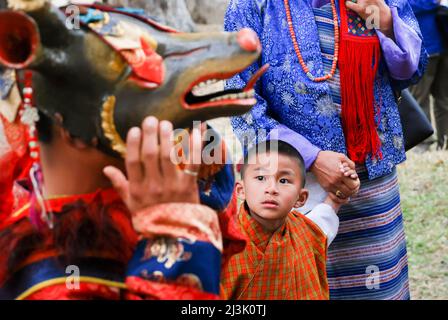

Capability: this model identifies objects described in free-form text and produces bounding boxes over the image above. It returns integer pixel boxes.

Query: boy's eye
[256,176,265,181]
[279,178,289,184]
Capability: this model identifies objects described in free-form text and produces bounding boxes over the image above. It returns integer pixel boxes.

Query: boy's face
[236,151,308,230]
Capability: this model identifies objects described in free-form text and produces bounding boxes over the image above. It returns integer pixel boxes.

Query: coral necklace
[284,0,340,82]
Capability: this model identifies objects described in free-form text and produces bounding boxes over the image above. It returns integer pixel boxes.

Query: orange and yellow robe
[221,203,330,300]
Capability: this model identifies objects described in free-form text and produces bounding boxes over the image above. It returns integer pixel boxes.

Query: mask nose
[237,28,261,53]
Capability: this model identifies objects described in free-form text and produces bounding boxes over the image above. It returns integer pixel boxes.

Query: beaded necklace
[283,0,340,82]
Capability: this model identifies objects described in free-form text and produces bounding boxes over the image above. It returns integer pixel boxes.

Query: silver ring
[183,169,199,177]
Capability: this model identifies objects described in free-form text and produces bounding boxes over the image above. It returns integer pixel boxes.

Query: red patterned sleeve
[0,116,32,220]
[125,203,224,300]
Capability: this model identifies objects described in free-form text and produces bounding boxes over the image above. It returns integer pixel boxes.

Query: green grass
[397,150,448,300]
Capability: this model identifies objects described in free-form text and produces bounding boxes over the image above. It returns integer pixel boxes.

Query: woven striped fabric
[314,5,410,300]
[326,167,410,300]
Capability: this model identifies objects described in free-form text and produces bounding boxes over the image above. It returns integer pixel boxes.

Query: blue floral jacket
[225,0,428,180]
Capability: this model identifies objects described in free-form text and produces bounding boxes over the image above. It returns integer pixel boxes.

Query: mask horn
[0,10,41,69]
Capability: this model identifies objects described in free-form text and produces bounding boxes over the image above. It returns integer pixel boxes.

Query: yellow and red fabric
[0,185,246,300]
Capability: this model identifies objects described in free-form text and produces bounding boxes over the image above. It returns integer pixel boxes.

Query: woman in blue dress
[225,0,427,299]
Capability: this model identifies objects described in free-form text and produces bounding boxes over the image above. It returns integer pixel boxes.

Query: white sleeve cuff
[306,203,339,247]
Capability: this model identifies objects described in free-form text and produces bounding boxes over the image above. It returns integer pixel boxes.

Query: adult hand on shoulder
[310,151,360,203]
[103,116,202,214]
[345,0,394,38]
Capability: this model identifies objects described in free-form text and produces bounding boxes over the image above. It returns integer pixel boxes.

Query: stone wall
[186,0,229,25]
[105,0,196,31]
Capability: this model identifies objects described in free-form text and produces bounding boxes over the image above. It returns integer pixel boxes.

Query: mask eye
[256,176,265,181]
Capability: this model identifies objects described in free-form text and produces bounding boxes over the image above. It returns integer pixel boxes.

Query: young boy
[220,140,359,300]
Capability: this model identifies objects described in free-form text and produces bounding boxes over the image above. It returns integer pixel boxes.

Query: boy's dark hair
[240,140,306,187]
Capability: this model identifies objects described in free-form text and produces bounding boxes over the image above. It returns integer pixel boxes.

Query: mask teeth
[209,89,255,102]
[191,79,222,97]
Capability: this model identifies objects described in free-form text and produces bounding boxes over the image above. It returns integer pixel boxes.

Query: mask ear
[235,181,246,201]
[294,188,309,208]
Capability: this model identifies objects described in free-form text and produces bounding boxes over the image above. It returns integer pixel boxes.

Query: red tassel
[338,3,383,164]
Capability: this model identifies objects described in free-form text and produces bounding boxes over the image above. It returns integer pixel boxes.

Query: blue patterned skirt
[326,168,410,300]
